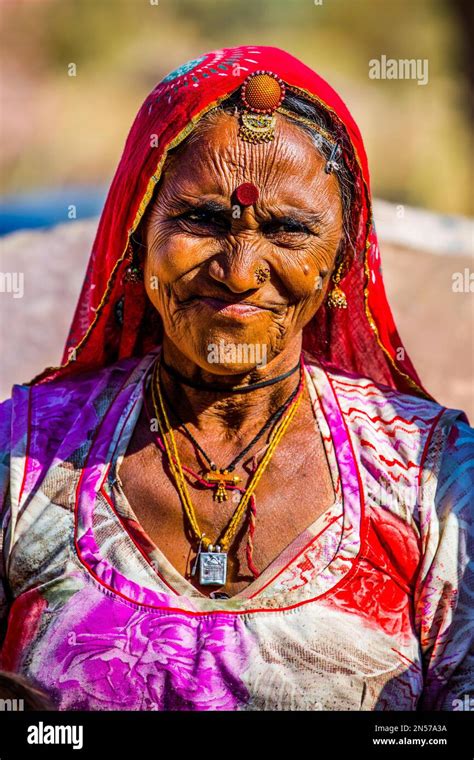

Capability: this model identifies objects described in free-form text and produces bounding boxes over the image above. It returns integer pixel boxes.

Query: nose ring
[255,266,270,284]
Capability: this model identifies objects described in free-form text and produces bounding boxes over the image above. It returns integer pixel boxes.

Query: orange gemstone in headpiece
[241,71,286,114]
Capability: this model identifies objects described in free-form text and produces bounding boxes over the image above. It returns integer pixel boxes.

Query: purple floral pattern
[33,588,255,711]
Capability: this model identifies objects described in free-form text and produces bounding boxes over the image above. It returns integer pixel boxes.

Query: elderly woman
[0,45,472,712]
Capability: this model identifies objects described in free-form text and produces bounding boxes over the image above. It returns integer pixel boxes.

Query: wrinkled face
[143,111,343,373]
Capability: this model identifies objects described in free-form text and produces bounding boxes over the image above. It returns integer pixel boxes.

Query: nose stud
[255,265,270,284]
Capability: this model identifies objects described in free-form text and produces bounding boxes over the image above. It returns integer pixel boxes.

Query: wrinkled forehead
[158,110,338,207]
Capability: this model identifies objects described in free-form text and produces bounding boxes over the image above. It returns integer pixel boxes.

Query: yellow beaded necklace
[150,357,306,587]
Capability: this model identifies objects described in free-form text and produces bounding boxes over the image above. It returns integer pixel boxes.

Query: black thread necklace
[157,358,303,502]
[160,356,300,393]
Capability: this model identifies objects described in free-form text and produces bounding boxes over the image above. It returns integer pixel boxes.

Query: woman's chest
[116,408,336,597]
[4,574,423,711]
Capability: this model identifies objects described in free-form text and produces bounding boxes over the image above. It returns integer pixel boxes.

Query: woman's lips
[196,296,270,316]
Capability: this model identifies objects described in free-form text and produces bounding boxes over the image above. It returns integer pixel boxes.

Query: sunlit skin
[143,111,343,377]
[117,111,345,597]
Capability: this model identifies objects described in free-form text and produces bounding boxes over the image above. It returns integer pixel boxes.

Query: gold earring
[327,258,347,309]
[123,239,143,283]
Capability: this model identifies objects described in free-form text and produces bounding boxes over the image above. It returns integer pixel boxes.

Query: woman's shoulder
[0,351,157,465]
[304,352,473,501]
[304,351,471,432]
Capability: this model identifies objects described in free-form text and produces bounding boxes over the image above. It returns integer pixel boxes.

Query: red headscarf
[29,45,431,399]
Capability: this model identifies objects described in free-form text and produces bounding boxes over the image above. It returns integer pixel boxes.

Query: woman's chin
[201,336,270,373]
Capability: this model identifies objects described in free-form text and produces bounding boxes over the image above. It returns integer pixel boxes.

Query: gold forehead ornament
[238,71,286,144]
[238,71,341,174]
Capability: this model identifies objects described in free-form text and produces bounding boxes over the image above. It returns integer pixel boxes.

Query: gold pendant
[215,481,227,502]
[205,470,241,502]
[238,111,276,144]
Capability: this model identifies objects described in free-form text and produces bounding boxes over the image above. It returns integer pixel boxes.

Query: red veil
[29,45,431,399]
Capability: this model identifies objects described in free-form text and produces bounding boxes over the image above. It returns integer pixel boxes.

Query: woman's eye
[278,224,306,233]
[187,211,210,223]
[264,221,312,236]
[176,209,229,234]
[184,210,225,226]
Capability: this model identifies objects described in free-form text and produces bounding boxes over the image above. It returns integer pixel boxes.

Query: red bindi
[233,183,259,207]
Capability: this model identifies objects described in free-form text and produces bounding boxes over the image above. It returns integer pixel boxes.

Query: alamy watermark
[452,693,474,711]
[0,697,24,711]
[452,268,474,293]
[27,721,83,750]
[0,271,24,298]
[207,340,267,367]
[369,56,429,86]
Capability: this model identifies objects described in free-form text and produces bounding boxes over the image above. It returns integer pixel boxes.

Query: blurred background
[0,0,473,416]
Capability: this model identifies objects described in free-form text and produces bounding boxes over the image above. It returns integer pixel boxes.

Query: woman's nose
[208,243,269,293]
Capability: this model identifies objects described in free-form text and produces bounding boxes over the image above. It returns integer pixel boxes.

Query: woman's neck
[154,336,304,441]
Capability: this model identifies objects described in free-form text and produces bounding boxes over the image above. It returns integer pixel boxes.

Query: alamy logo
[369,55,429,86]
[207,340,267,367]
[452,694,474,711]
[27,721,84,750]
[0,271,24,298]
[0,697,24,711]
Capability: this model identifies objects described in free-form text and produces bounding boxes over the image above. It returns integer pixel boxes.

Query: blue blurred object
[0,186,107,235]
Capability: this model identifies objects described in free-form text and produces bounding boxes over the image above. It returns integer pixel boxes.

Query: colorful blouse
[0,348,472,711]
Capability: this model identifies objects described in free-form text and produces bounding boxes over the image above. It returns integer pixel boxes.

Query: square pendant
[199,551,228,586]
